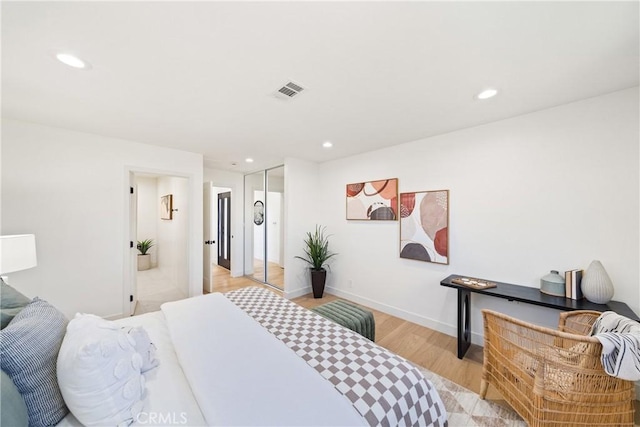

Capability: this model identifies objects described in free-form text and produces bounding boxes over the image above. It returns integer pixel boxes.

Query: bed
[2,284,448,427]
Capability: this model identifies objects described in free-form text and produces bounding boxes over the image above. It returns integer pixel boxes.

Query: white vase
[581,260,614,304]
[137,254,151,271]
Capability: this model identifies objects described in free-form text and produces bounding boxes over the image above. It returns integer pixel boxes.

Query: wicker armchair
[480,309,635,426]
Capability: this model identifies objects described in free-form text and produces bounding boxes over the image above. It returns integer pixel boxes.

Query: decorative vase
[540,270,565,297]
[581,260,614,304]
[310,268,327,299]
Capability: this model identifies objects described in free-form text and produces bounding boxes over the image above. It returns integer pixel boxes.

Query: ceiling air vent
[273,81,306,100]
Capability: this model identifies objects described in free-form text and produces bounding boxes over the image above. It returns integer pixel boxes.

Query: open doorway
[217,191,231,270]
[203,184,232,293]
[133,173,189,315]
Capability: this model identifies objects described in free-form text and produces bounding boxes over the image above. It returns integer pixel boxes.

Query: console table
[440,274,640,359]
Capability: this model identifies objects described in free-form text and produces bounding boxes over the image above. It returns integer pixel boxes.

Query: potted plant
[137,239,154,271]
[295,225,336,298]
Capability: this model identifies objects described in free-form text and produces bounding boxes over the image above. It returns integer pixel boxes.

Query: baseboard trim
[324,286,483,345]
[104,312,127,320]
[284,286,310,300]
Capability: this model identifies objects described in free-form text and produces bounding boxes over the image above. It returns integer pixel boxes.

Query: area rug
[416,367,526,427]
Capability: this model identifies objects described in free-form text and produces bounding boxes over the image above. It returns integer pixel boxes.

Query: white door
[129,173,138,315]
[203,183,213,293]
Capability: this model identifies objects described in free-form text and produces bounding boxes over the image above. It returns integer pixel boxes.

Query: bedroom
[1,1,639,426]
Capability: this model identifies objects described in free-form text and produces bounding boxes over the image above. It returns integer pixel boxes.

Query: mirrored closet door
[243,166,284,289]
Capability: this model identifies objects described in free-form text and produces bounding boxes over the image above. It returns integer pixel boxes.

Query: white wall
[0,134,2,229]
[1,119,203,318]
[203,168,244,277]
[284,158,321,298]
[157,176,189,295]
[310,88,639,343]
[136,176,158,267]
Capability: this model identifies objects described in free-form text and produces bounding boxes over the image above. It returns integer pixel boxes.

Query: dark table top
[441,274,639,321]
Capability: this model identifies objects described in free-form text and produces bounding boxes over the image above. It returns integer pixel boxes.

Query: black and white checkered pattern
[225,287,447,427]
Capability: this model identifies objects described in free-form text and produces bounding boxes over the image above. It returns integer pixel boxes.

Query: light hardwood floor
[207,269,640,423]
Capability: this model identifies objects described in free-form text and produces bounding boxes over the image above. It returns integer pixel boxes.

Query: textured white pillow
[122,326,159,373]
[57,314,145,426]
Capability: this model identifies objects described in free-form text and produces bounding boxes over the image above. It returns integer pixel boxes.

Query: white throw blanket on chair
[590,311,640,381]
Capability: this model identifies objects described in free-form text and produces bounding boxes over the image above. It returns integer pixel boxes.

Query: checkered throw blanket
[225,287,447,427]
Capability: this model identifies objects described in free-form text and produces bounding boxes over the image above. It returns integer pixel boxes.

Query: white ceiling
[2,1,638,173]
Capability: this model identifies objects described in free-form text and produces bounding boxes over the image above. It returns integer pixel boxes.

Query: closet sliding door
[243,166,284,290]
[244,171,265,284]
[265,166,284,289]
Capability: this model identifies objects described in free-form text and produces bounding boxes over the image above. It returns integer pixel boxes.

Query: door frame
[123,166,198,317]
[203,184,233,293]
[206,178,243,278]
[128,172,138,315]
[203,182,212,293]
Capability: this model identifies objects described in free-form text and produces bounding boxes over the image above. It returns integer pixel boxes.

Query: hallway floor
[210,264,276,294]
[134,267,187,315]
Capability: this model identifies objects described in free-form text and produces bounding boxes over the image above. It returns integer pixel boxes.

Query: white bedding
[57,291,445,426]
[161,293,367,426]
[56,311,206,427]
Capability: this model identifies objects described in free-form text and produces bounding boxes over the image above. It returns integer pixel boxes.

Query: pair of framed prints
[346,178,448,265]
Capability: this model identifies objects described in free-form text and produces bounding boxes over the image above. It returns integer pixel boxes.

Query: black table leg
[457,288,471,359]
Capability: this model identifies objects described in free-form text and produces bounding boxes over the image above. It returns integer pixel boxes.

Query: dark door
[217,192,231,270]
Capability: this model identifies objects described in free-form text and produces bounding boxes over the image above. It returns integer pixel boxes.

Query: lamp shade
[0,234,37,274]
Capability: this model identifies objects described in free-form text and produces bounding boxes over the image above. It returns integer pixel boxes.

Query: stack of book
[564,269,584,300]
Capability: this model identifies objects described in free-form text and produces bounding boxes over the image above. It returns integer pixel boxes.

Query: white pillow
[122,325,159,373]
[57,314,145,426]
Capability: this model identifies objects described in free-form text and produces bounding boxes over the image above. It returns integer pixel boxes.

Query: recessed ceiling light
[56,53,90,69]
[476,88,498,100]
[322,141,333,148]
[245,158,254,163]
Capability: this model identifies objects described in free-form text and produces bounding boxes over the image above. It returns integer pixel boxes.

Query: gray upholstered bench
[311,300,375,341]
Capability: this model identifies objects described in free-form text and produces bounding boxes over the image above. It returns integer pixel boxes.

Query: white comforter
[161,293,367,426]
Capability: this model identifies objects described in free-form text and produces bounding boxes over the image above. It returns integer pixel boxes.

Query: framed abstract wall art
[346,178,398,220]
[160,194,173,220]
[399,190,449,264]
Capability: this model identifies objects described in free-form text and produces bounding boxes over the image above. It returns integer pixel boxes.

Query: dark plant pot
[311,268,327,299]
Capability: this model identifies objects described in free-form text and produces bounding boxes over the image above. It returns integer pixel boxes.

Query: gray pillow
[1,278,31,329]
[1,297,69,427]
[1,369,29,427]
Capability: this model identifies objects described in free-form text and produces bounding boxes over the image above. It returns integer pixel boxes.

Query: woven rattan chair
[480,309,635,426]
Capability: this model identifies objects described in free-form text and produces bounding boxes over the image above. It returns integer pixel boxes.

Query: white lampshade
[0,234,37,274]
